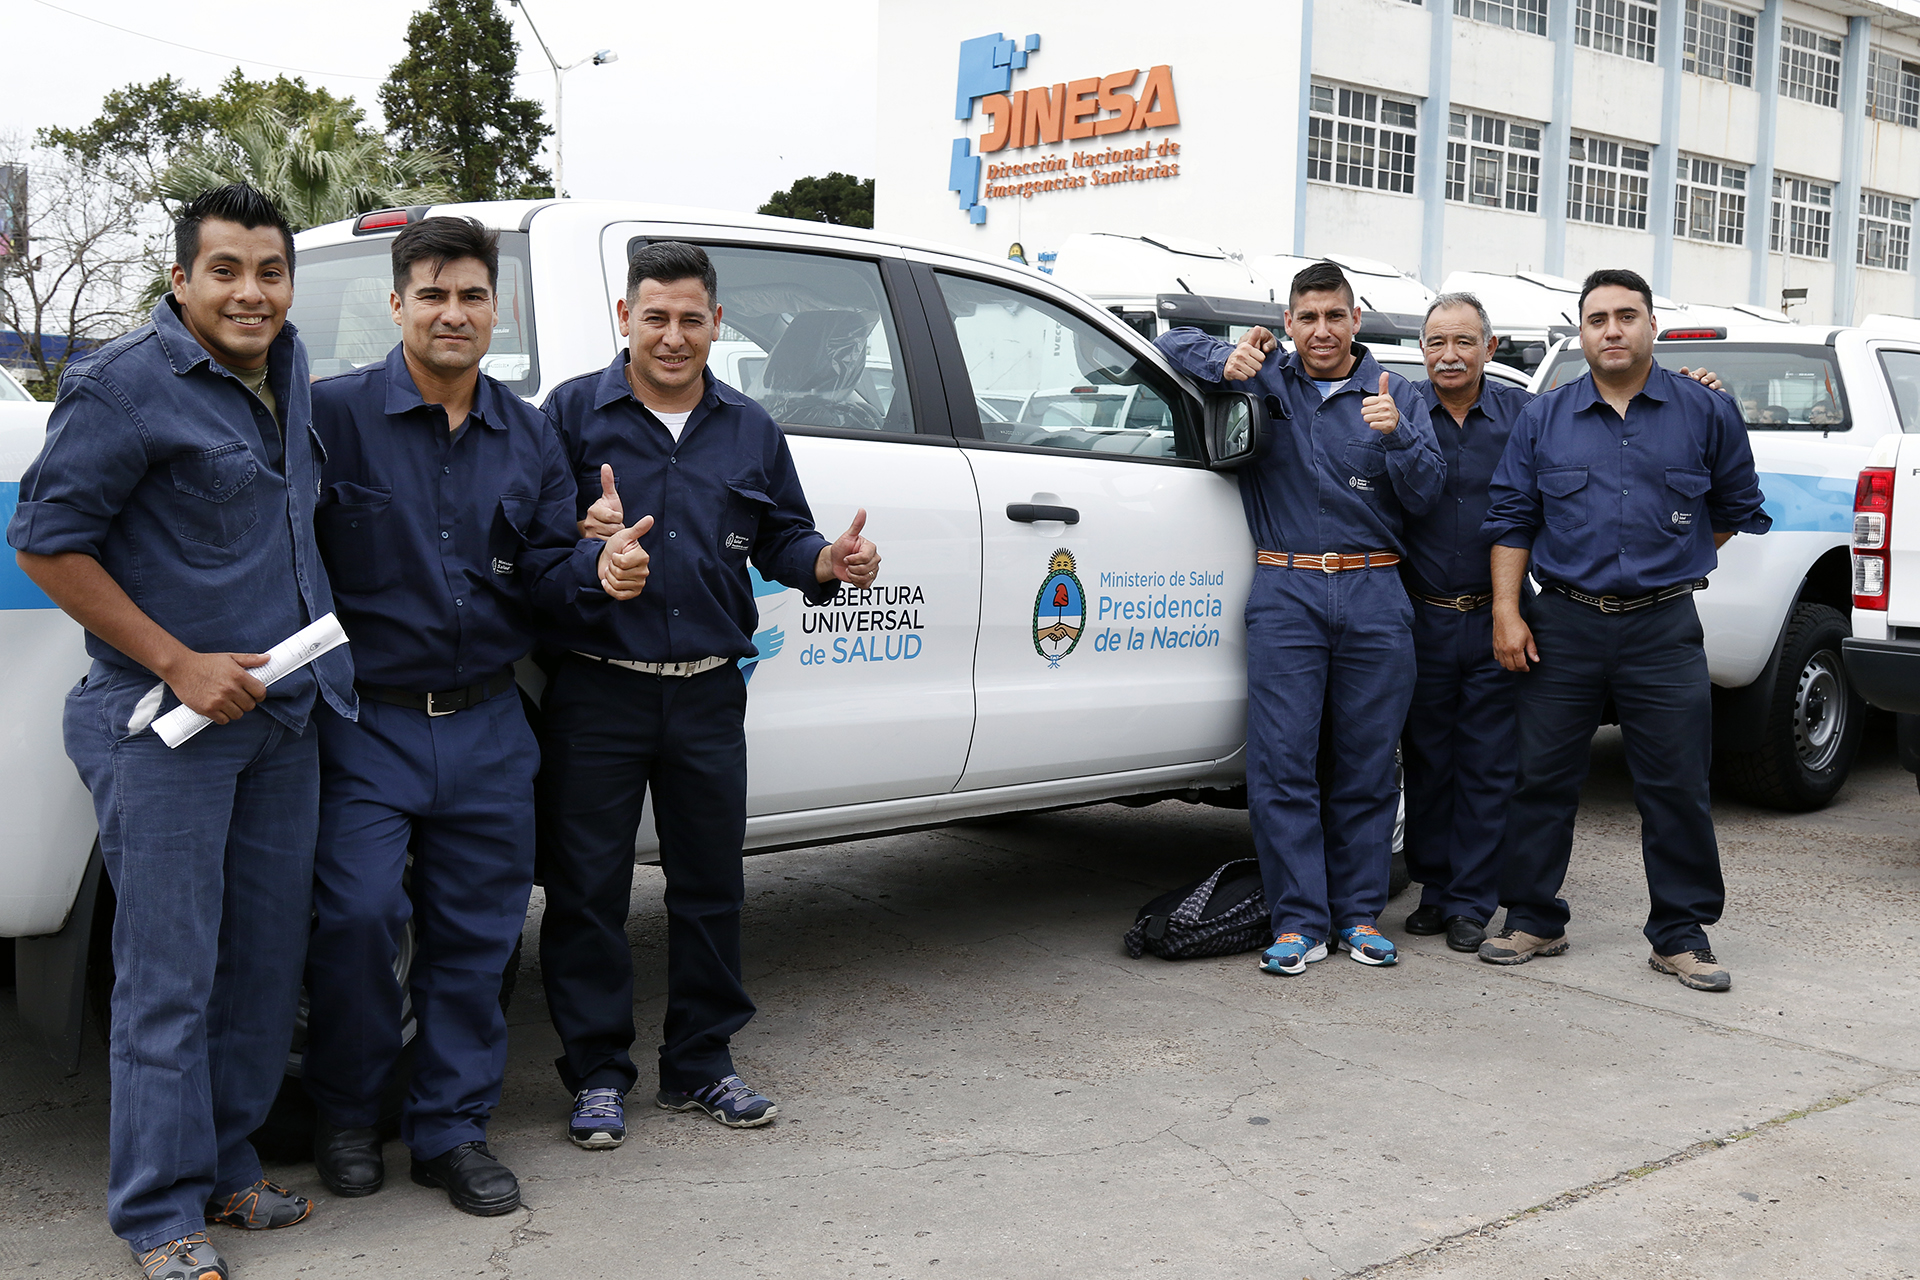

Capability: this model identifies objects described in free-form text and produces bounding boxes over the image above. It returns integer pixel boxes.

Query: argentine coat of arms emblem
[1032,548,1085,667]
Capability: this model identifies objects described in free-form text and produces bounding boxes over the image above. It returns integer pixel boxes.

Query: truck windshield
[1537,342,1849,430]
[289,231,539,396]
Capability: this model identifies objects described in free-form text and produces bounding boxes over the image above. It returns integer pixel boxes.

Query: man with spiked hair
[10,183,349,1280]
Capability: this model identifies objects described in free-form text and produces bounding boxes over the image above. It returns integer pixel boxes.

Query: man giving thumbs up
[535,242,881,1146]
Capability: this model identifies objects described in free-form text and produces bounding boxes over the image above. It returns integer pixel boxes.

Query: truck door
[914,264,1252,791]
[598,228,982,814]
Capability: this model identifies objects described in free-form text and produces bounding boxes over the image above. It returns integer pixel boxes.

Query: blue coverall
[1156,331,1445,943]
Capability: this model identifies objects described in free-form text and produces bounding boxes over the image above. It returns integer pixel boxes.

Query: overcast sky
[3,0,880,213]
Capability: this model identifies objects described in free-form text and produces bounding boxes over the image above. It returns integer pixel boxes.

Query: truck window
[934,272,1200,461]
[1881,350,1920,432]
[1537,342,1851,430]
[291,233,539,395]
[633,240,914,436]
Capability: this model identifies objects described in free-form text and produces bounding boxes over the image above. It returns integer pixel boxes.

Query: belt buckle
[426,691,457,717]
[1320,554,1340,574]
[1452,594,1475,612]
[1596,595,1624,615]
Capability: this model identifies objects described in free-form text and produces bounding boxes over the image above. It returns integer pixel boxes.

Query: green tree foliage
[380,0,554,202]
[758,173,875,229]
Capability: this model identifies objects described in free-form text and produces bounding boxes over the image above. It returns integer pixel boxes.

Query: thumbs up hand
[816,508,880,588]
[1362,371,1399,435]
[598,514,653,600]
[579,464,624,538]
[1223,325,1278,382]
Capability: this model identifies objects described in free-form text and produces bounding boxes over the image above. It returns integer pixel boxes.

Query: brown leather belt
[1255,549,1400,572]
[1544,578,1708,615]
[1412,589,1494,612]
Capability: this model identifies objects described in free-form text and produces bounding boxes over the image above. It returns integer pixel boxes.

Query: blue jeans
[65,661,318,1252]
[303,692,537,1159]
[1245,566,1416,942]
[1401,602,1518,925]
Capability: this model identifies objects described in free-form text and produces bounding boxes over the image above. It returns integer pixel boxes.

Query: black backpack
[1123,859,1269,960]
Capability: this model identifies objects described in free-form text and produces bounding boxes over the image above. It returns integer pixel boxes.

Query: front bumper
[1841,636,1920,715]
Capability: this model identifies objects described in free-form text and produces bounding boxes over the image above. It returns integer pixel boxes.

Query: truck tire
[1716,603,1864,811]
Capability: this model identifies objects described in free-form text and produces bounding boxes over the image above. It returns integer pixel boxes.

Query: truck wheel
[1716,603,1864,811]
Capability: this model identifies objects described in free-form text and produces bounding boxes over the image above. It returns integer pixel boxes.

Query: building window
[1567,135,1651,229]
[1780,24,1843,108]
[1858,192,1913,272]
[1454,0,1548,36]
[1674,156,1748,245]
[1867,49,1920,127]
[1577,0,1658,63]
[1683,0,1757,87]
[1308,83,1418,194]
[1446,111,1541,212]
[1770,176,1833,258]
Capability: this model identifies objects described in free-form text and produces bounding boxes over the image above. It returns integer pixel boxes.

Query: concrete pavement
[3,724,1916,1278]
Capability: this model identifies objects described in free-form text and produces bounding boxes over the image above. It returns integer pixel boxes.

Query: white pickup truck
[1844,385,1920,792]
[1533,323,1920,810]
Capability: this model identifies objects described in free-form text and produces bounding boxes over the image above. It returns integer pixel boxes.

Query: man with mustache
[10,184,348,1280]
[303,216,634,1216]
[1157,260,1443,976]
[1481,268,1768,990]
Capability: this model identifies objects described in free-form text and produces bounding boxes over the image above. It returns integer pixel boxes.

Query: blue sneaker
[568,1087,626,1150]
[656,1074,779,1128]
[1339,923,1398,966]
[1259,933,1328,975]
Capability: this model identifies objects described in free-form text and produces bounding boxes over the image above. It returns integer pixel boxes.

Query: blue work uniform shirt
[311,345,603,691]
[7,296,353,730]
[541,354,839,664]
[1402,375,1534,596]
[1154,330,1445,554]
[1482,362,1771,596]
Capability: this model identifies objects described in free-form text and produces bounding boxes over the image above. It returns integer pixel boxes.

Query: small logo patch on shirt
[1670,511,1692,527]
[725,532,750,551]
[1348,475,1373,492]
[492,557,515,575]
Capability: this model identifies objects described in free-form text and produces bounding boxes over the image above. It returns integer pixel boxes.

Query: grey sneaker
[133,1233,227,1280]
[1477,928,1570,965]
[1650,947,1731,991]
[205,1178,311,1229]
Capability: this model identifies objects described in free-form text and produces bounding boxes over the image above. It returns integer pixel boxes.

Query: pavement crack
[485,1204,547,1277]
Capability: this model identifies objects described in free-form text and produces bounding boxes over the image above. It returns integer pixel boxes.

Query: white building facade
[877,0,1920,325]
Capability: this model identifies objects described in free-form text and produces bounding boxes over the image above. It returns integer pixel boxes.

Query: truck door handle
[1006,503,1080,525]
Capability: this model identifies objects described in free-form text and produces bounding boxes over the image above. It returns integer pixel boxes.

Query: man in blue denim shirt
[8,185,352,1280]
[1156,261,1444,978]
[1480,268,1769,992]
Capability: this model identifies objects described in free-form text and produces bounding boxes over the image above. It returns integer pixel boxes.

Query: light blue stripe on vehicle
[0,482,57,609]
[1756,471,1854,534]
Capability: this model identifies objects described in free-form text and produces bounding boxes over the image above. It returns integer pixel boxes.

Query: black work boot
[314,1122,385,1198]
[410,1141,521,1216]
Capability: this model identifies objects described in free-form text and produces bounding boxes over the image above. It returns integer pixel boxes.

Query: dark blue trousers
[1497,591,1724,953]
[65,662,318,1252]
[536,655,752,1095]
[303,691,537,1159]
[1246,566,1416,942]
[1401,602,1518,924]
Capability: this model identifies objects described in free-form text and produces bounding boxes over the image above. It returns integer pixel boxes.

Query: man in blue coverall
[1157,260,1444,976]
[302,217,631,1215]
[11,184,348,1280]
[538,242,880,1146]
[1481,268,1769,991]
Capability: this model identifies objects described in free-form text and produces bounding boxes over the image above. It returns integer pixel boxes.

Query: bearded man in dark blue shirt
[1480,268,1770,991]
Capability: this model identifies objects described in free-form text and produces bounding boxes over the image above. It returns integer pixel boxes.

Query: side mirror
[1203,390,1268,470]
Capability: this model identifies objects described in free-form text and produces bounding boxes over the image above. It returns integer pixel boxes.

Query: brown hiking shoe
[1477,928,1570,965]
[1650,948,1731,992]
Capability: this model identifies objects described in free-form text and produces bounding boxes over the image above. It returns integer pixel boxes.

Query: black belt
[355,670,516,716]
[1544,578,1707,615]
[1411,589,1494,612]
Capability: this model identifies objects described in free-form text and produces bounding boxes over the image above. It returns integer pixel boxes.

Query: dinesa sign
[976,66,1180,153]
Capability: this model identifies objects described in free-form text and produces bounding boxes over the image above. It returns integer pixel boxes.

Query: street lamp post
[507,0,616,198]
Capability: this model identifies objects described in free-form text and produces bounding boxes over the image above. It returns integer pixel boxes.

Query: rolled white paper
[154,613,349,749]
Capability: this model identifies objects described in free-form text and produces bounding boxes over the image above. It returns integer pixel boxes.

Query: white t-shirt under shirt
[1311,377,1350,400]
[654,409,693,441]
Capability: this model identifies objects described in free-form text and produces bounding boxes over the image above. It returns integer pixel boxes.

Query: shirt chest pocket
[315,481,393,593]
[1343,440,1386,496]
[1539,466,1590,531]
[488,494,538,580]
[722,475,773,560]
[169,444,260,548]
[1663,467,1711,535]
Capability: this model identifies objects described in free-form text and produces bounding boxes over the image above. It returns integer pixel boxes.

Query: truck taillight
[1853,466,1894,610]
